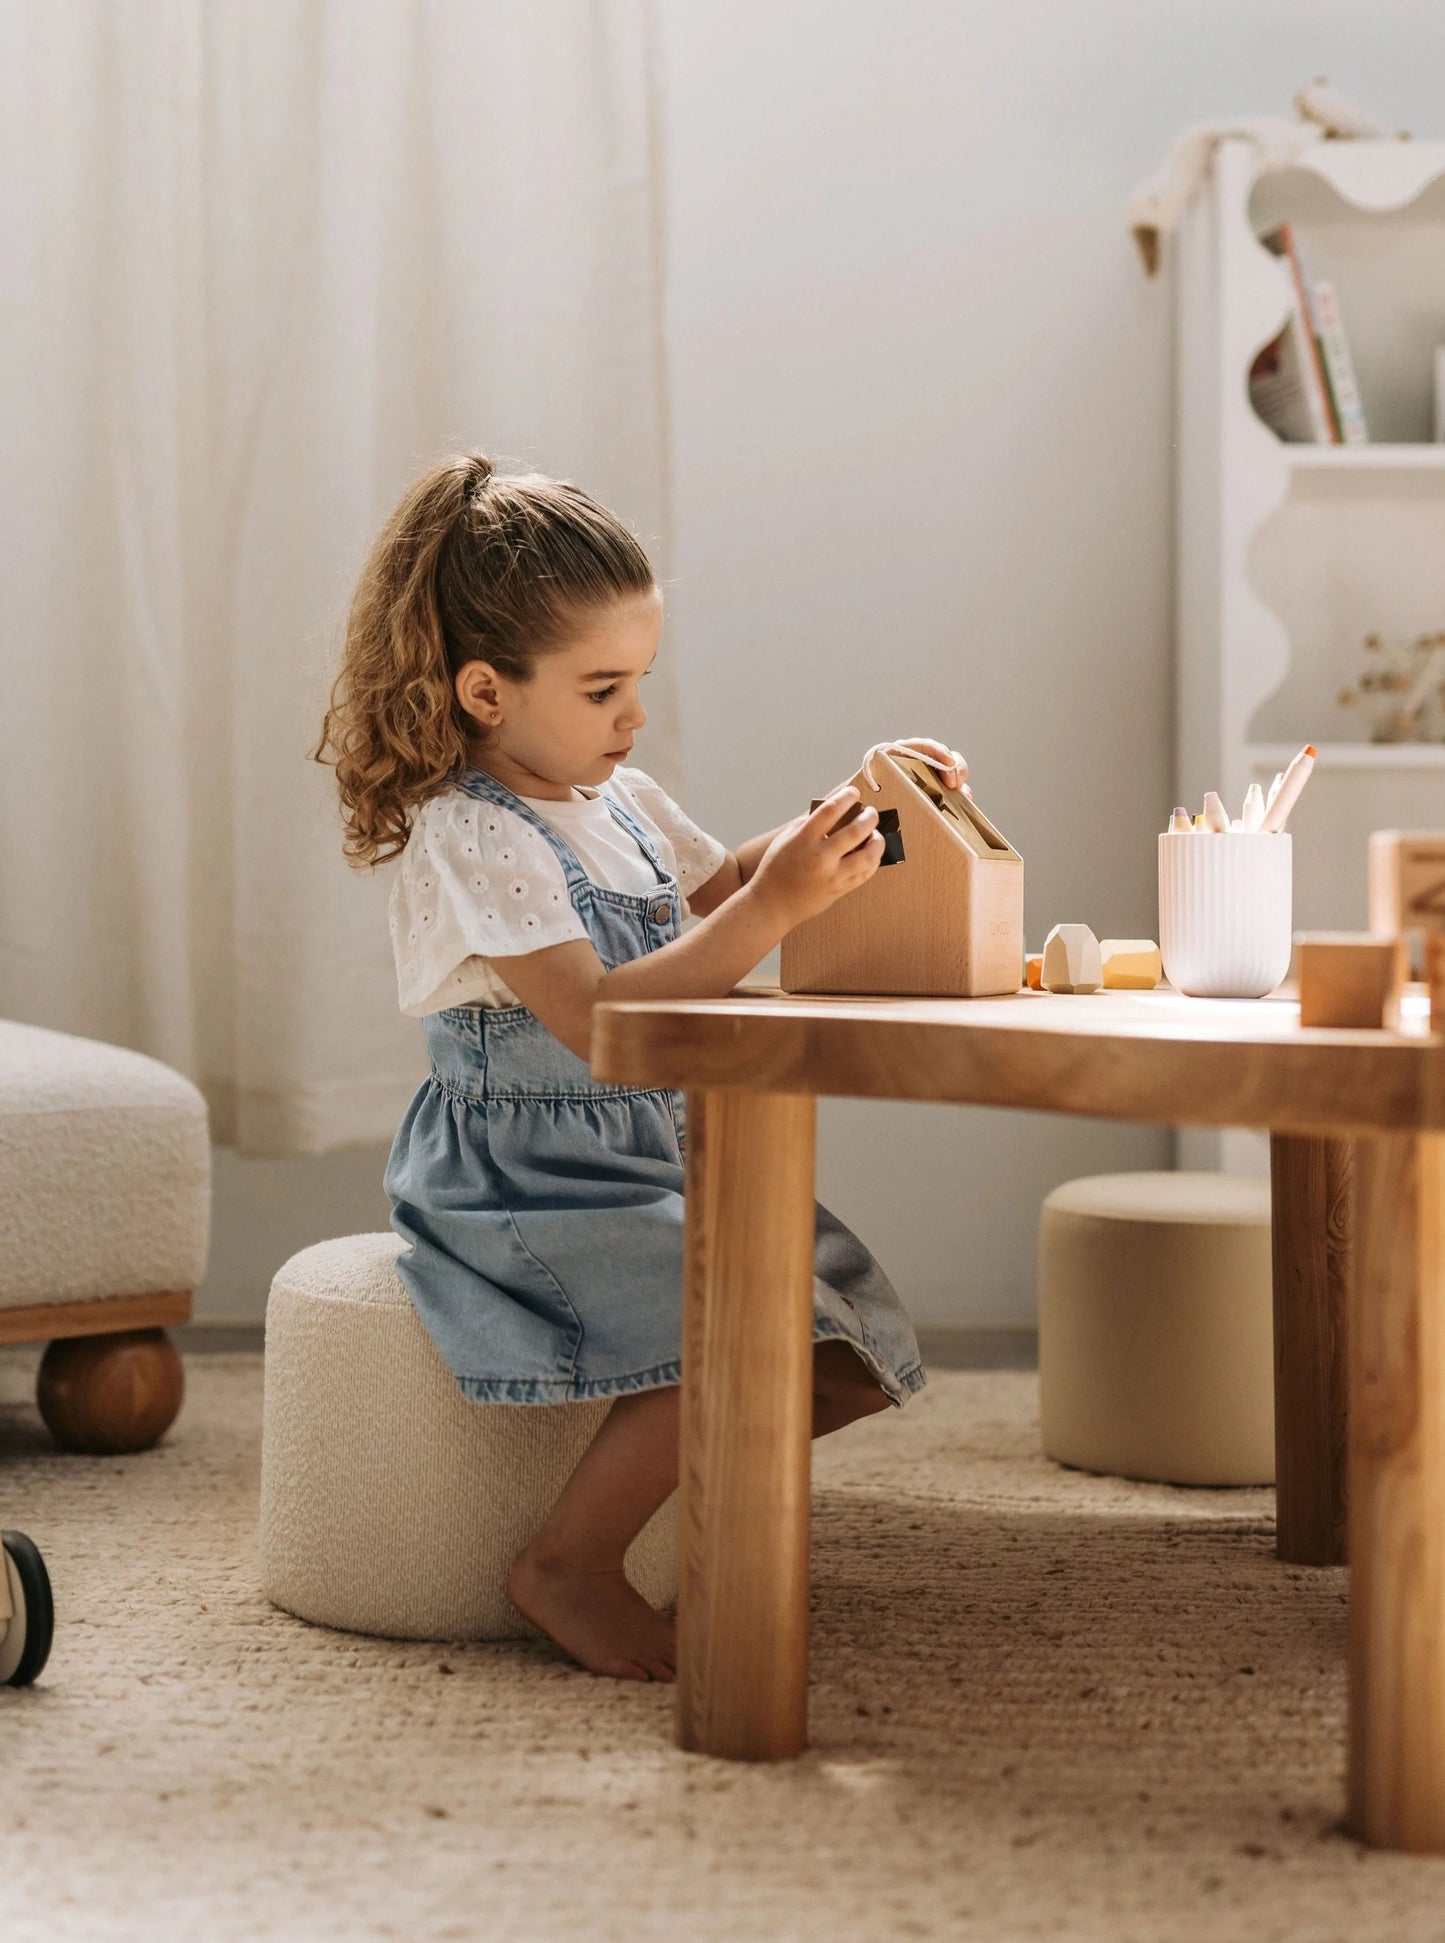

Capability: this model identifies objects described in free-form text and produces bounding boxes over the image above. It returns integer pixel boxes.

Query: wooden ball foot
[37,1328,185,1454]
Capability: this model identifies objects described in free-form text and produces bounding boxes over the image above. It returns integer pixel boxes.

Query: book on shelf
[1253,224,1370,445]
[1253,224,1337,444]
[1310,277,1369,445]
[1247,316,1331,443]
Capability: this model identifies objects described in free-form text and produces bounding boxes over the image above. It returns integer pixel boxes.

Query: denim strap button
[650,901,671,924]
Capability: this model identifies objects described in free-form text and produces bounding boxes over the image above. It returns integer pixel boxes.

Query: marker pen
[1261,745,1317,833]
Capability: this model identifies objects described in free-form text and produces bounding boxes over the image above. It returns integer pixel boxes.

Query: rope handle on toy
[859,741,957,794]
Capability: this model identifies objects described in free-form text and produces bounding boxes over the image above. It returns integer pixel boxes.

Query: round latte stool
[1038,1172,1274,1487]
[261,1233,678,1640]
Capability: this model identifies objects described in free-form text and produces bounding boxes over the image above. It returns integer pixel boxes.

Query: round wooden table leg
[36,1327,185,1455]
[1348,1132,1445,1851]
[676,1087,816,1761]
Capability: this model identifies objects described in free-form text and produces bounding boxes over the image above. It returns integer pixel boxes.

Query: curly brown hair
[312,452,657,867]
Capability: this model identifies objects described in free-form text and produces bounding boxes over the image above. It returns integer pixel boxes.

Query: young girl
[314,453,967,1684]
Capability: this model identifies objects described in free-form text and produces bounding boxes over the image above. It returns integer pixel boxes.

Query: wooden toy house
[780,745,1024,997]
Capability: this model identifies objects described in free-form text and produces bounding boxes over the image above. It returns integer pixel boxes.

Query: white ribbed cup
[1158,833,1292,998]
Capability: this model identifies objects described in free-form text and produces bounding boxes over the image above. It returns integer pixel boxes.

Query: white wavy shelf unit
[1175,137,1445,1171]
[1285,444,1445,470]
[1176,135,1445,891]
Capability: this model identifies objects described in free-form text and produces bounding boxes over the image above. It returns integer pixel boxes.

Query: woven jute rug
[3,1351,1442,1941]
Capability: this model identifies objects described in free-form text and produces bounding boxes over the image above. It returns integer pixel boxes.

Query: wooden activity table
[591,981,1445,1853]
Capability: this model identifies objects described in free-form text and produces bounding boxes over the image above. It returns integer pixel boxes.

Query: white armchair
[0,1019,211,1452]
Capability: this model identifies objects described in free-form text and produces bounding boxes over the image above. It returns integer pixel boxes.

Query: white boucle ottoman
[260,1233,679,1641]
[0,1018,211,1452]
[1038,1172,1274,1487]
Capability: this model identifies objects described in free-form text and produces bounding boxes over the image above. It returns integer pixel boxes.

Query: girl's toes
[597,1658,652,1682]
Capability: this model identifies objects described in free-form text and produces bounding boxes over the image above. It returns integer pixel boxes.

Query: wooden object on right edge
[1429,935,1445,1031]
[1349,1130,1445,1851]
[1369,830,1445,1030]
[1297,934,1408,1030]
[780,749,1023,998]
[1368,830,1445,938]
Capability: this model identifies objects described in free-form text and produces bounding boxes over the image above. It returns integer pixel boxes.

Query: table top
[590,982,1445,1135]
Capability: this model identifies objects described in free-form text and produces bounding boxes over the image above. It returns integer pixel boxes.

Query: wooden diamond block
[1042,924,1102,995]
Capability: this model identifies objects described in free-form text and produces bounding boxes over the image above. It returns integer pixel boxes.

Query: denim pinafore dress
[384,766,926,1408]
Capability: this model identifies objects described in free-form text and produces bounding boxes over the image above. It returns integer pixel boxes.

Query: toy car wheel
[0,1531,55,1688]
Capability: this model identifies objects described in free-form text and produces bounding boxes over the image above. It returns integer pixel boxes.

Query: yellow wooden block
[1099,939,1162,990]
[1025,953,1043,990]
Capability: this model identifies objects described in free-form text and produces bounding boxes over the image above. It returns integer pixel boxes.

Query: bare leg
[508,1385,683,1683]
[812,1338,892,1438]
[508,1340,891,1681]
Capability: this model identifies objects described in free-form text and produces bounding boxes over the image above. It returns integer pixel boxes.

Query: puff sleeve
[389,791,588,1016]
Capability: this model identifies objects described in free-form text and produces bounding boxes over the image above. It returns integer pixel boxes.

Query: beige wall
[195,5,1443,1324]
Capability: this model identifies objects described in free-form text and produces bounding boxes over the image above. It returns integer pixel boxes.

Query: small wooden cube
[1296,932,1407,1030]
[1368,830,1445,935]
[1042,924,1102,995]
[1025,952,1043,990]
[1428,933,1445,1034]
[1099,939,1162,990]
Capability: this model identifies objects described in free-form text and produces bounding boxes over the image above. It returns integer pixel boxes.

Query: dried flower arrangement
[1338,630,1445,743]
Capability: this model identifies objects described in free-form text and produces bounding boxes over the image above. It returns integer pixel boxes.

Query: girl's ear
[455,659,502,725]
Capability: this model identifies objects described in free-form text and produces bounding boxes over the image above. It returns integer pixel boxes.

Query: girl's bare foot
[507,1547,677,1682]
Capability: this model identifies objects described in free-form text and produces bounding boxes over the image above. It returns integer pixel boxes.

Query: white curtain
[0,0,680,1155]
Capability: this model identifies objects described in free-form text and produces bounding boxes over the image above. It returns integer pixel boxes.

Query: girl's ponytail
[313,452,654,868]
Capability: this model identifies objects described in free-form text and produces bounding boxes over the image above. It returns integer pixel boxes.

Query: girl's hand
[894,736,971,798]
[748,784,886,929]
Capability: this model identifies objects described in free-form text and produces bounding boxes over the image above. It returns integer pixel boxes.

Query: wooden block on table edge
[1296,932,1408,1030]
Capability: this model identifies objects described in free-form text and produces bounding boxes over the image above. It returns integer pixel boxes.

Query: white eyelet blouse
[389,766,730,1017]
